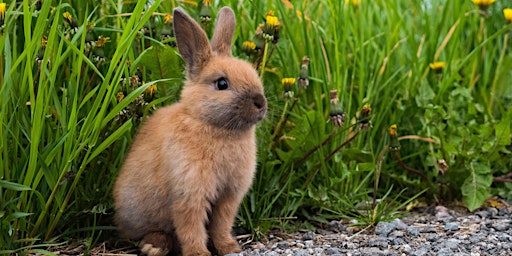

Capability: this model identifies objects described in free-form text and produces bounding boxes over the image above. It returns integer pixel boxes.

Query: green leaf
[461,161,493,211]
[415,82,435,107]
[0,180,32,191]
[495,117,511,147]
[135,45,183,87]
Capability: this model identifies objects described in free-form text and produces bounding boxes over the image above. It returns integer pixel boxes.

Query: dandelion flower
[0,3,6,21]
[282,78,296,98]
[504,8,512,23]
[263,14,280,42]
[145,84,157,97]
[472,0,496,9]
[345,0,362,7]
[96,36,110,47]
[117,92,125,102]
[429,61,446,71]
[164,13,172,24]
[63,12,73,24]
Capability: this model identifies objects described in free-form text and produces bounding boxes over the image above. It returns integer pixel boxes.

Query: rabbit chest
[159,108,258,201]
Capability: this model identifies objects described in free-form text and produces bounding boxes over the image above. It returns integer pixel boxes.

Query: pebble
[231,205,512,256]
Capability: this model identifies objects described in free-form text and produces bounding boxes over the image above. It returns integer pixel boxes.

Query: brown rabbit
[112,6,267,256]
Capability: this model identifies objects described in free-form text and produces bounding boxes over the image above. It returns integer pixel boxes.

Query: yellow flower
[63,11,73,23]
[0,3,6,20]
[164,13,172,24]
[472,0,496,8]
[389,124,398,136]
[266,15,279,29]
[203,0,212,6]
[117,92,125,102]
[504,8,512,23]
[282,78,296,92]
[243,41,256,51]
[345,0,362,7]
[96,36,110,47]
[41,36,48,48]
[263,14,280,42]
[145,84,157,97]
[429,61,446,71]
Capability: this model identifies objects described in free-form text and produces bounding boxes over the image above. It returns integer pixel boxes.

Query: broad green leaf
[495,117,511,147]
[461,161,493,211]
[415,82,435,107]
[135,45,183,87]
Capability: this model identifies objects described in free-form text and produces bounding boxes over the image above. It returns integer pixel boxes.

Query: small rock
[445,221,459,231]
[276,241,290,249]
[435,205,451,218]
[251,242,265,250]
[436,247,453,255]
[411,247,428,256]
[325,247,342,255]
[375,221,395,237]
[492,221,511,231]
[302,231,315,240]
[361,247,387,256]
[476,210,489,219]
[406,226,420,237]
[426,233,437,242]
[390,218,408,230]
[389,230,404,238]
[368,237,389,248]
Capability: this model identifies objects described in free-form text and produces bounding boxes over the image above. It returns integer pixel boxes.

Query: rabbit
[112,6,267,256]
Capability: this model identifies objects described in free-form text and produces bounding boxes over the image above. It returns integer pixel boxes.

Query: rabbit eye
[215,78,229,90]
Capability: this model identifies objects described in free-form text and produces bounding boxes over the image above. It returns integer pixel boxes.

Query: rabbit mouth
[202,92,267,131]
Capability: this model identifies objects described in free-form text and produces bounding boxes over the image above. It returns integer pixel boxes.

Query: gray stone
[276,241,290,249]
[325,247,342,255]
[375,221,395,237]
[302,231,315,240]
[406,226,420,237]
[445,221,460,231]
[368,237,389,248]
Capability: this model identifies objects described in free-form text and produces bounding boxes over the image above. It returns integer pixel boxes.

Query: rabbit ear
[211,7,236,57]
[173,7,212,77]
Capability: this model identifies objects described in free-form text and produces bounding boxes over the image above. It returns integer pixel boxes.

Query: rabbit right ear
[173,8,212,78]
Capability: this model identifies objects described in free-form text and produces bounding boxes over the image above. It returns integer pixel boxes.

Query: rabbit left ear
[211,7,236,57]
[173,7,212,77]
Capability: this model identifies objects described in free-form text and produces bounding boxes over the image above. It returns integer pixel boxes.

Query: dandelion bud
[199,0,212,25]
[298,56,310,89]
[389,124,400,151]
[328,90,345,127]
[358,104,372,131]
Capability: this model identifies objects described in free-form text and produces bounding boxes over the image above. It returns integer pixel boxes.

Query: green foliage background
[0,0,511,252]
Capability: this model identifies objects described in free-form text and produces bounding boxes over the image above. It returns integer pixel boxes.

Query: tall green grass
[1,0,511,252]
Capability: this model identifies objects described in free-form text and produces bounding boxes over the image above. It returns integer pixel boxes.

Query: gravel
[232,205,512,256]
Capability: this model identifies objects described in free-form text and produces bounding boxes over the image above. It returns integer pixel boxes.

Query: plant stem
[392,151,428,181]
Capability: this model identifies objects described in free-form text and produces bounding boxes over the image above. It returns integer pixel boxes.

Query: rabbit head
[173,7,267,131]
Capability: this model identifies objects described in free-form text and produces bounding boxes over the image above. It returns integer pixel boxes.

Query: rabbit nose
[253,93,267,110]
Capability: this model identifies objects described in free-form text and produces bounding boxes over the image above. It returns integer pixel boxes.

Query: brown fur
[112,7,266,256]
